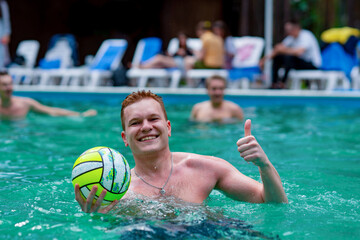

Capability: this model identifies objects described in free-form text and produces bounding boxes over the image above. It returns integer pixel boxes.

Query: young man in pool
[190,75,243,123]
[0,71,97,120]
[74,90,288,213]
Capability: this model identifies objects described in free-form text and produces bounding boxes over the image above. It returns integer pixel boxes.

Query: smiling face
[121,98,171,156]
[0,74,13,100]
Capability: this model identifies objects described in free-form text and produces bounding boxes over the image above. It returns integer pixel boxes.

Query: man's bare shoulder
[223,100,241,109]
[191,101,210,119]
[192,101,210,109]
[173,152,228,169]
[13,96,35,104]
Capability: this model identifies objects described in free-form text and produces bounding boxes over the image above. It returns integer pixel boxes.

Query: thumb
[244,119,251,137]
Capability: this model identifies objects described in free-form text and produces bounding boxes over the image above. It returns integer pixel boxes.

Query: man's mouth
[139,135,158,142]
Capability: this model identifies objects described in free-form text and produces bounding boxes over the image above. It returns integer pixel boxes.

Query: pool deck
[14,85,360,98]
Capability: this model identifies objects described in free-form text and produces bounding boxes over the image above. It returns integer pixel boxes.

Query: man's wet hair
[121,90,168,130]
[205,75,227,89]
[286,17,301,26]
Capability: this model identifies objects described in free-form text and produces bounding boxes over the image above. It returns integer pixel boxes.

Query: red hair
[121,90,167,130]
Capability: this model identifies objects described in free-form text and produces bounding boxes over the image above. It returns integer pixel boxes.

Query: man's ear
[167,120,171,137]
[121,131,129,147]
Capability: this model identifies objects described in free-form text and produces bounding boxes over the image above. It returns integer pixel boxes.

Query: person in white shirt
[260,18,322,89]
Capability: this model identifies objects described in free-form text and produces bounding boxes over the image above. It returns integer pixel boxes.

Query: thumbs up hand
[244,118,252,137]
[237,119,269,168]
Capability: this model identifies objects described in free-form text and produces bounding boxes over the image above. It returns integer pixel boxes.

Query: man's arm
[259,43,282,69]
[259,43,305,69]
[27,98,97,116]
[237,119,288,203]
[274,44,305,57]
[216,119,288,203]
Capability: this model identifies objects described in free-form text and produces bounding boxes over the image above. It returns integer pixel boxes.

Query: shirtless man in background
[0,71,97,120]
[191,75,243,123]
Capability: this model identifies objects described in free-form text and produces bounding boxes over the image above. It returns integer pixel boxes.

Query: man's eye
[130,122,139,126]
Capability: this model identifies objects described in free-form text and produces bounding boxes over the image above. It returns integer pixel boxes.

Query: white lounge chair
[33,36,75,87]
[126,37,172,88]
[351,66,360,90]
[288,42,354,91]
[127,37,207,89]
[8,40,40,85]
[41,39,128,88]
[288,70,349,91]
[70,39,128,88]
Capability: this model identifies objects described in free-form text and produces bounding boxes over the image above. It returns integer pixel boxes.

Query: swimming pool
[1,90,360,239]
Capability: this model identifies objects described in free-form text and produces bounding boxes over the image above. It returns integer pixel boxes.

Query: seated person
[0,71,97,120]
[184,21,224,86]
[140,32,193,71]
[185,21,224,70]
[259,18,322,89]
[191,75,243,123]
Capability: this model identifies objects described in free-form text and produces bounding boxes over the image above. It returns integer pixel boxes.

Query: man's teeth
[140,136,156,141]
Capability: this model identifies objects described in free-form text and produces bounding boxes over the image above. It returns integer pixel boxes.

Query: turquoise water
[1,93,360,239]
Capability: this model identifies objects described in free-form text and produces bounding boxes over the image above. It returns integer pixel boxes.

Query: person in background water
[0,0,11,69]
[212,20,236,69]
[259,18,322,89]
[74,90,287,213]
[191,75,243,123]
[0,71,97,120]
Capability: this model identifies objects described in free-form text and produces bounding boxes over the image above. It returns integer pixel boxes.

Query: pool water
[1,93,360,239]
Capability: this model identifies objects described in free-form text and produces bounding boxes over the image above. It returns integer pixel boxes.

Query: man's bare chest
[0,103,29,117]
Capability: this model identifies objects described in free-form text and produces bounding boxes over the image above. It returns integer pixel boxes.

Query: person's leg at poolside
[280,55,317,88]
[272,55,285,88]
[140,55,177,69]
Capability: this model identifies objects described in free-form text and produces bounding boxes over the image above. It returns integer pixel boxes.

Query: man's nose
[141,120,152,131]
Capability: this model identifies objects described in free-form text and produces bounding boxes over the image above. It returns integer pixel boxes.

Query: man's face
[207,79,225,104]
[121,98,171,155]
[284,23,299,37]
[0,75,13,99]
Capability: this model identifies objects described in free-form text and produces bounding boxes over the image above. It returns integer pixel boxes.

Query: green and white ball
[71,147,131,205]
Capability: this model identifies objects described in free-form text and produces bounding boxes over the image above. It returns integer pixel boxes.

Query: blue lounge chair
[127,37,172,88]
[32,34,78,86]
[58,39,128,87]
[84,39,128,87]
